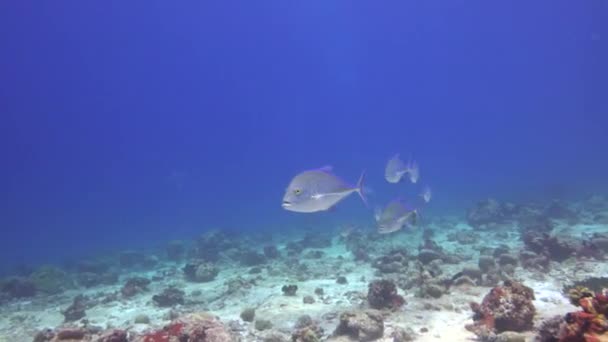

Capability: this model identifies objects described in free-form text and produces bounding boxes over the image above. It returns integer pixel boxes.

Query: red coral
[559,290,608,341]
[141,323,184,342]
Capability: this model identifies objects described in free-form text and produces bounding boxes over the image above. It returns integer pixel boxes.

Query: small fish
[385,154,419,184]
[420,186,432,203]
[282,166,367,213]
[375,199,418,234]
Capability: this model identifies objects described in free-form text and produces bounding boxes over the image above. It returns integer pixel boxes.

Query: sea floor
[1,196,608,341]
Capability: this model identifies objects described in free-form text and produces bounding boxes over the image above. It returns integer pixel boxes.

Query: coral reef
[292,315,324,342]
[466,280,536,337]
[367,279,405,310]
[240,307,255,322]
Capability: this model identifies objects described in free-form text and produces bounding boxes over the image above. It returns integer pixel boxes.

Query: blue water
[0,2,606,271]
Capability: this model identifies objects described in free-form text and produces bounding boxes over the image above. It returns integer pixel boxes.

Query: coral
[0,276,36,298]
[564,277,608,296]
[136,312,235,342]
[240,307,255,322]
[557,289,608,341]
[152,286,185,307]
[367,279,405,310]
[62,294,89,322]
[183,260,219,282]
[479,255,497,273]
[282,284,298,296]
[466,280,536,336]
[121,277,150,298]
[333,310,384,342]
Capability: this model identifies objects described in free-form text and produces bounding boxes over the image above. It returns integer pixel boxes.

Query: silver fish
[420,186,432,203]
[385,154,419,184]
[375,199,418,234]
[282,166,366,213]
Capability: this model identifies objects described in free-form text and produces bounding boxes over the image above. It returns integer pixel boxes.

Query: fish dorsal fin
[318,165,333,172]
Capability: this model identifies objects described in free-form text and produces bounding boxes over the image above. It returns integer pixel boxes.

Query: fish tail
[356,170,368,208]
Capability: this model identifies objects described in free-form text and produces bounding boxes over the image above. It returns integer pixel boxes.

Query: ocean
[0,2,606,341]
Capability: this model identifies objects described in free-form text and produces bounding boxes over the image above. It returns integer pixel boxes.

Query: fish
[385,154,419,184]
[420,186,432,203]
[282,166,367,213]
[375,199,418,234]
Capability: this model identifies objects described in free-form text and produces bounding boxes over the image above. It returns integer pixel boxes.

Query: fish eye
[294,189,302,195]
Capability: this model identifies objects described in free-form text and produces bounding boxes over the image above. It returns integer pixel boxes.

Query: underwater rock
[466,280,536,336]
[303,295,315,304]
[282,284,298,296]
[152,286,185,307]
[535,315,562,341]
[29,265,71,294]
[0,276,37,298]
[417,249,442,264]
[373,250,409,274]
[136,312,236,342]
[292,315,324,342]
[367,279,405,310]
[120,277,150,298]
[391,327,416,342]
[240,307,255,322]
[447,230,479,245]
[519,250,550,272]
[183,260,219,282]
[522,231,577,262]
[333,310,384,342]
[497,253,518,267]
[134,314,150,324]
[166,240,185,261]
[336,276,348,284]
[263,245,280,259]
[62,294,88,322]
[255,319,274,331]
[421,283,445,298]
